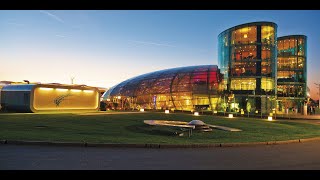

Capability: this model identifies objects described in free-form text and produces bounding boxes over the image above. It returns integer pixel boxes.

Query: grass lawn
[0,111,320,144]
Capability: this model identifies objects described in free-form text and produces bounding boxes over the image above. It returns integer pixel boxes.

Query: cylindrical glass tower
[218,22,277,114]
[277,35,307,113]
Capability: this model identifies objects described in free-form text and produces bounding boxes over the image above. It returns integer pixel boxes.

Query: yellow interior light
[56,88,68,92]
[83,90,94,93]
[71,89,81,92]
[39,87,53,91]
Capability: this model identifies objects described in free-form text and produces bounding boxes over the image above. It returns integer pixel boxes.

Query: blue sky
[1,10,319,98]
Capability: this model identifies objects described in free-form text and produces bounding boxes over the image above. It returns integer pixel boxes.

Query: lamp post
[245,97,250,117]
[223,95,226,116]
[117,96,122,110]
[71,77,75,85]
[314,83,320,109]
[266,95,269,117]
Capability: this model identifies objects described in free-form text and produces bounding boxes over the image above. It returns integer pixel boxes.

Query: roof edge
[278,35,307,40]
[218,21,277,37]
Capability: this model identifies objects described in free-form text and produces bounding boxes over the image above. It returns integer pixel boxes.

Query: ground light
[140,109,144,112]
[268,116,273,121]
[228,114,233,118]
[165,110,170,114]
[194,112,199,116]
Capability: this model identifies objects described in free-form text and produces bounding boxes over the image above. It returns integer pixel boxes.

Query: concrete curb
[2,137,320,148]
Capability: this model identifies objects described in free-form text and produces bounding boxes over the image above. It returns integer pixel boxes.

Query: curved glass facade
[102,65,224,112]
[218,22,277,113]
[277,35,307,112]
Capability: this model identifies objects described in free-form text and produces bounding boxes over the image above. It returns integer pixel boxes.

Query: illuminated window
[231,78,256,90]
[261,77,274,91]
[261,26,275,45]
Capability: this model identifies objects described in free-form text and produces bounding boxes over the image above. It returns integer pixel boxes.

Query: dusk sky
[1,10,319,99]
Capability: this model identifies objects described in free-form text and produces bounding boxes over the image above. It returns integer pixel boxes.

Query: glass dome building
[102,65,224,112]
[218,22,277,113]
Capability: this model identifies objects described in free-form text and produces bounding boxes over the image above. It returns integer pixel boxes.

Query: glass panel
[231,78,256,90]
[231,61,256,77]
[261,46,271,60]
[298,38,305,56]
[297,57,304,69]
[233,26,257,45]
[277,85,304,97]
[278,57,297,69]
[261,26,275,45]
[279,38,296,56]
[261,77,274,91]
[232,45,257,61]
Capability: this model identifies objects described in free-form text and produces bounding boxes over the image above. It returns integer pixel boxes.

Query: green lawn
[0,111,319,144]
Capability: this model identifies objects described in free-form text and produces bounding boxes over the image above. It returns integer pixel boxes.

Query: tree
[246,101,251,113]
[282,99,290,114]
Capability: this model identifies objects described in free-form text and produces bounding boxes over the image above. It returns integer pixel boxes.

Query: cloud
[129,40,176,48]
[129,40,211,54]
[7,22,24,26]
[39,10,65,24]
[55,34,66,38]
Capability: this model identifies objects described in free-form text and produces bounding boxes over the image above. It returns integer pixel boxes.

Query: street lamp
[245,97,249,117]
[266,95,269,116]
[117,96,122,110]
